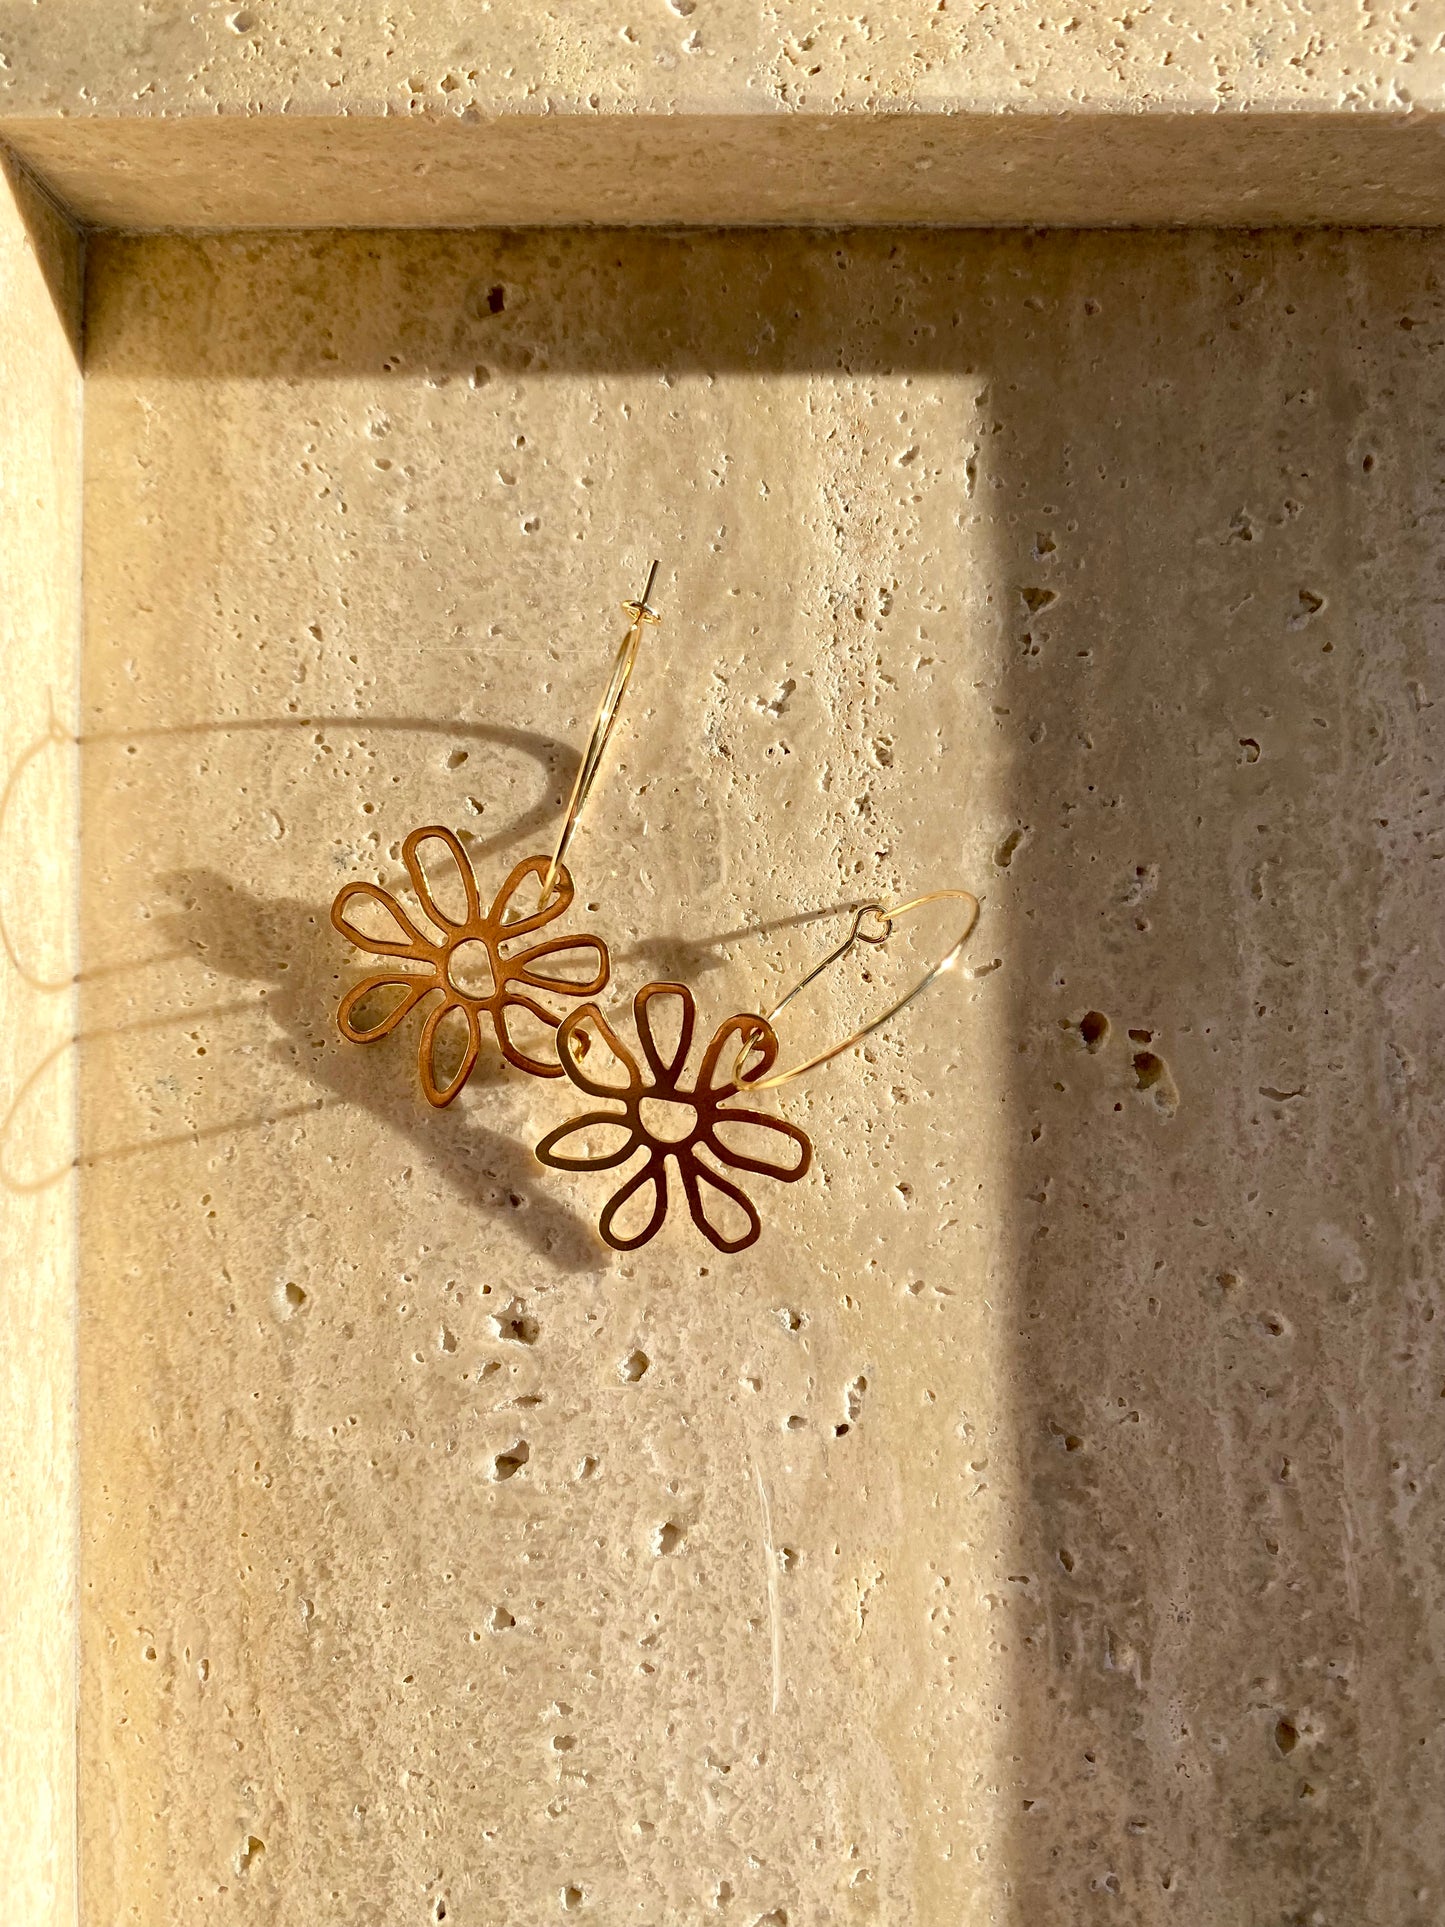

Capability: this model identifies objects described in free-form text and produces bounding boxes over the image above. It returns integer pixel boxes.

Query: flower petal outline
[511,933,609,999]
[417,997,480,1107]
[599,1153,669,1251]
[698,1010,777,1098]
[555,1003,642,1098]
[535,1109,642,1172]
[403,826,481,934]
[494,991,566,1078]
[633,982,696,1089]
[680,1152,762,1254]
[489,854,574,940]
[707,1108,812,1182]
[337,971,434,1043]
[331,881,432,960]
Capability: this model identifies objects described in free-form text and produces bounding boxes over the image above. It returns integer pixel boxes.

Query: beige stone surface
[3,1,1445,229]
[2,0,1441,117]
[12,111,1445,231]
[78,223,1445,1925]
[0,152,83,1927]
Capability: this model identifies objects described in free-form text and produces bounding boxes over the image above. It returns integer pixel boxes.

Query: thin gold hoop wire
[536,559,660,910]
[734,888,980,1091]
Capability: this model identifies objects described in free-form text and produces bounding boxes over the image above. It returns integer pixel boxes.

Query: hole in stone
[494,1305,538,1345]
[1275,1718,1299,1755]
[619,1349,650,1382]
[1133,1050,1166,1090]
[994,826,1027,868]
[653,1521,684,1555]
[492,1441,530,1481]
[488,1605,515,1632]
[446,748,469,769]
[283,1281,307,1314]
[1078,1010,1109,1052]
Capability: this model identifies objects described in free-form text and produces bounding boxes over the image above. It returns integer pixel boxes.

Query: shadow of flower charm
[535,982,811,1253]
[331,827,610,1105]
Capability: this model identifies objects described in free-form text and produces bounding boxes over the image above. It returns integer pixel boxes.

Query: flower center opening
[638,1095,698,1145]
[446,937,497,1001]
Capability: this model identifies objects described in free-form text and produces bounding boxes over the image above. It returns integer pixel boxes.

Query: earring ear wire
[732,887,980,1090]
[537,558,661,910]
[331,560,659,1104]
[533,885,981,1254]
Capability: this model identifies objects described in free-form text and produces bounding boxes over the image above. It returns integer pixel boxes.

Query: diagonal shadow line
[0,708,579,993]
[0,997,266,1192]
[620,899,892,985]
[6,880,607,1267]
[147,867,602,1268]
[5,709,581,994]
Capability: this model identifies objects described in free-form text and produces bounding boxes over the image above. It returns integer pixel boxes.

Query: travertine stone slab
[3,0,1441,117]
[78,224,1445,1926]
[9,111,1445,231]
[3,1,1445,229]
[0,152,83,1927]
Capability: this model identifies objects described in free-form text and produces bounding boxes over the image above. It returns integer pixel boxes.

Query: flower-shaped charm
[534,981,811,1253]
[331,826,609,1105]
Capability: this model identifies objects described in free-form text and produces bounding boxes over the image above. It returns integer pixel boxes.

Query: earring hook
[733,887,980,1091]
[536,559,661,910]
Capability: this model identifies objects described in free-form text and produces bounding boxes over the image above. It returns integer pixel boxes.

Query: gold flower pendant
[332,826,609,1105]
[535,982,812,1253]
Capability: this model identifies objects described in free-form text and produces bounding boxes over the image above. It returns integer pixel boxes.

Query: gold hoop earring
[534,888,979,1253]
[331,564,660,1106]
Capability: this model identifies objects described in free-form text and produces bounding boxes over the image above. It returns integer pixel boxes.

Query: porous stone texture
[14,112,1445,232]
[78,225,1445,1925]
[2,0,1440,116]
[0,153,83,1927]
[4,1,1445,228]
